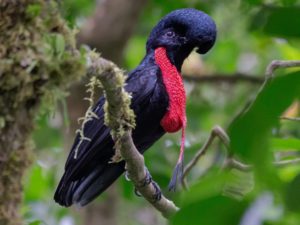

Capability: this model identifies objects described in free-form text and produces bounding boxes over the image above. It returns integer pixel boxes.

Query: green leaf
[172,195,247,225]
[281,0,299,6]
[180,171,230,207]
[246,0,263,5]
[28,220,43,225]
[285,174,300,212]
[173,170,249,224]
[121,177,134,200]
[26,4,42,18]
[250,6,300,38]
[24,165,51,201]
[271,138,300,151]
[44,34,66,59]
[54,34,65,59]
[229,71,300,185]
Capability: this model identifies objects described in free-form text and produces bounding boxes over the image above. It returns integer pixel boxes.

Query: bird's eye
[165,31,175,38]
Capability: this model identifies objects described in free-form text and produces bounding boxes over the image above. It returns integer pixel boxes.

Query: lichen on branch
[73,76,102,159]
[87,51,136,162]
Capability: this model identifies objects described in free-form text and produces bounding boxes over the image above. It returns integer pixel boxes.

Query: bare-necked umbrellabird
[54,8,217,207]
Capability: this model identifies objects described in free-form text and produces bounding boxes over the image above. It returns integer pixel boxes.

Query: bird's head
[146,8,217,70]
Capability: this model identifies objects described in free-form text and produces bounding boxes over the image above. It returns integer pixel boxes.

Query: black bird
[54,8,216,207]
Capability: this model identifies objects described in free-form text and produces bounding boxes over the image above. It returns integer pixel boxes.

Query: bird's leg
[133,167,152,197]
[141,166,153,186]
[150,180,162,202]
[133,167,162,202]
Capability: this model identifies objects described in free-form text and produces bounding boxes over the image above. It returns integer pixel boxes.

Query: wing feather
[55,64,169,206]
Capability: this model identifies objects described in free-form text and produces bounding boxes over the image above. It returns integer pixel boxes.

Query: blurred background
[24,0,300,224]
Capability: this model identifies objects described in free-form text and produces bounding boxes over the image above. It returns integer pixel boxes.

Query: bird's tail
[54,162,125,207]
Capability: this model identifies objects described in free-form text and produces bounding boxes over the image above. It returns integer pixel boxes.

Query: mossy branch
[86,51,179,218]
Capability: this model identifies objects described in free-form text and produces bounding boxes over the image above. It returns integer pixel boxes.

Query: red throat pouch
[154,47,187,190]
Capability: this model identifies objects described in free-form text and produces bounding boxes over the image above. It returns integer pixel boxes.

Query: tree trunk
[0,109,33,225]
[0,1,85,224]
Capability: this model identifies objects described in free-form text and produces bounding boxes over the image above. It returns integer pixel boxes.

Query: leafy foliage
[21,0,300,224]
[251,6,300,38]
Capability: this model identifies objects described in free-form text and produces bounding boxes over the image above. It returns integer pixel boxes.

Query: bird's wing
[55,65,169,206]
[63,65,167,181]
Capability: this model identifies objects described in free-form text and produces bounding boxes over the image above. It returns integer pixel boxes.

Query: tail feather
[54,161,125,207]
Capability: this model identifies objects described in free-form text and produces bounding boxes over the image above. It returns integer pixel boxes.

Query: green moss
[0,0,86,223]
[0,0,85,119]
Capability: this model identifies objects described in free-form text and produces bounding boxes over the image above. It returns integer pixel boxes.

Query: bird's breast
[154,47,186,133]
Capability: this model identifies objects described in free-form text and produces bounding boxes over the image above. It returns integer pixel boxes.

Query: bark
[0,109,33,225]
[0,1,85,224]
[65,0,147,224]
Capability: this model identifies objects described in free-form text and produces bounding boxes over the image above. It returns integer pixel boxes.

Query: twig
[265,60,300,122]
[265,60,300,78]
[183,74,263,84]
[182,125,300,188]
[225,157,300,170]
[86,51,179,218]
[181,126,229,190]
[280,116,300,122]
[224,158,252,172]
[275,150,300,159]
[182,60,300,190]
[273,158,300,167]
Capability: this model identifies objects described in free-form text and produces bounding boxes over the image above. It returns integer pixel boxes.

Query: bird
[54,8,217,207]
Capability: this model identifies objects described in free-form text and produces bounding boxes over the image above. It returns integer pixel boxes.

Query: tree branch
[224,158,252,172]
[225,157,300,170]
[265,60,300,78]
[280,116,300,122]
[86,52,179,218]
[181,126,230,189]
[182,126,300,188]
[183,73,263,84]
[182,59,300,189]
[182,60,300,86]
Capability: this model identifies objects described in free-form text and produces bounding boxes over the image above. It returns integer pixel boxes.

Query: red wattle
[154,47,187,190]
[155,46,187,165]
[154,47,187,133]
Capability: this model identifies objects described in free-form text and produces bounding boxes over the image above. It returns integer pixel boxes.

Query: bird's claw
[134,187,142,197]
[142,167,152,186]
[133,167,162,202]
[134,181,162,202]
[151,180,162,202]
[124,171,131,181]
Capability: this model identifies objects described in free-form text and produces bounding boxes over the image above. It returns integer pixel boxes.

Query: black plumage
[54,8,216,207]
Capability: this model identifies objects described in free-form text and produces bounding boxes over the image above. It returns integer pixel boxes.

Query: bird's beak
[196,47,204,54]
[195,36,216,54]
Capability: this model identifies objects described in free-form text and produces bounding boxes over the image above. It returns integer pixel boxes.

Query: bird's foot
[124,170,131,181]
[134,187,142,197]
[142,167,153,186]
[151,180,162,202]
[133,167,162,202]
